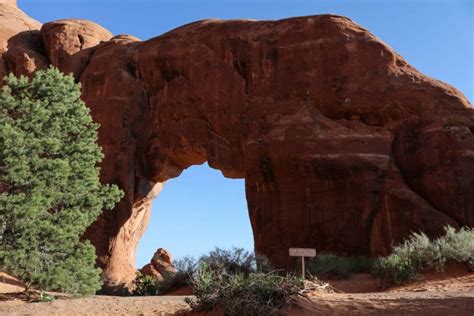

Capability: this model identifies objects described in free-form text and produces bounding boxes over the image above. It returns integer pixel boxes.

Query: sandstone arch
[1,2,473,290]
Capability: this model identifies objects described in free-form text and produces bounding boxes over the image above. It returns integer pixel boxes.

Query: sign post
[289,248,316,280]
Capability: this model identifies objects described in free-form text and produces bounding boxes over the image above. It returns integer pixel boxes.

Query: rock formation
[0,0,45,84]
[140,248,175,279]
[1,2,473,290]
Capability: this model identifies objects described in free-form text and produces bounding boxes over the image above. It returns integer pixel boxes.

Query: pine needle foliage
[0,68,123,295]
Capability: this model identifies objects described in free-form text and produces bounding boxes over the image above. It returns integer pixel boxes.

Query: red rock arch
[1,4,473,290]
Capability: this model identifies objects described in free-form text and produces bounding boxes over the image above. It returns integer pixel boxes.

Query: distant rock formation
[140,248,175,279]
[1,2,473,291]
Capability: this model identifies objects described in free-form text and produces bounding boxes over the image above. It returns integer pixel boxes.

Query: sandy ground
[0,295,193,316]
[294,266,474,316]
[1,272,473,316]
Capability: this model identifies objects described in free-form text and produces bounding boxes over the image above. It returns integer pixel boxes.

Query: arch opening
[135,162,253,269]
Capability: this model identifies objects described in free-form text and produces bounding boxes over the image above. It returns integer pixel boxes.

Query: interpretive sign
[289,248,316,281]
[289,248,316,258]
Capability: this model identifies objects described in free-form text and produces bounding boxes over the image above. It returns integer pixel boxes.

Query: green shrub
[373,226,474,286]
[372,254,421,286]
[433,226,474,269]
[186,263,303,315]
[133,272,161,296]
[198,247,274,275]
[199,247,256,275]
[306,254,373,279]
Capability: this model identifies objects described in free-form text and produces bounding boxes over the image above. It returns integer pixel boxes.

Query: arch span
[79,16,472,289]
[1,9,473,291]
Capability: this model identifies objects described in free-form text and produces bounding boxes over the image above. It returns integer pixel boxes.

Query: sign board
[289,248,316,258]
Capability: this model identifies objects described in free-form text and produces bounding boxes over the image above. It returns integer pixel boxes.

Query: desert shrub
[305,254,373,279]
[133,272,183,296]
[133,272,161,296]
[433,226,474,269]
[133,247,275,297]
[0,68,123,295]
[175,256,199,275]
[198,247,274,275]
[154,256,199,294]
[165,256,199,290]
[372,254,421,286]
[186,263,303,315]
[133,249,274,296]
[133,256,198,295]
[373,226,474,286]
[199,247,256,275]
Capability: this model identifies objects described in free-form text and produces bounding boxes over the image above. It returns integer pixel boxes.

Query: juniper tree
[0,68,123,295]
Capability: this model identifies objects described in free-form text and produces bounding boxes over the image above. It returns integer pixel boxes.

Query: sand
[1,271,473,315]
[293,273,474,316]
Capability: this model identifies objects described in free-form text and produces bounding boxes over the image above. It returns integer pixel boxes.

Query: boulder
[140,264,162,279]
[140,248,175,279]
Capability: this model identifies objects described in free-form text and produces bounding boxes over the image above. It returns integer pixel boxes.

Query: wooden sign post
[289,248,316,280]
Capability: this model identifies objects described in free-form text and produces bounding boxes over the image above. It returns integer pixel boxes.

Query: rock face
[1,4,473,290]
[140,248,175,279]
[0,1,45,84]
[41,19,113,78]
[0,0,17,7]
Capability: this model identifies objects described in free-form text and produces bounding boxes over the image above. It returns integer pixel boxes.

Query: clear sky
[18,0,473,267]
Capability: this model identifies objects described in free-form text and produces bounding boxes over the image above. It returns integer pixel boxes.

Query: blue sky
[19,0,473,267]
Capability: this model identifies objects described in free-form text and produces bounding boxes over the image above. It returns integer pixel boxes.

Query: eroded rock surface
[0,1,45,83]
[1,3,473,290]
[41,19,113,78]
[140,248,175,279]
